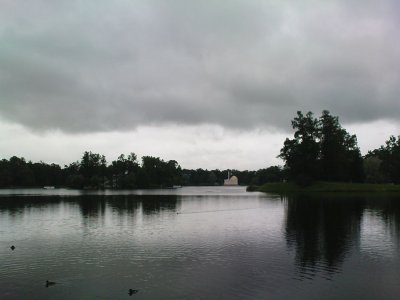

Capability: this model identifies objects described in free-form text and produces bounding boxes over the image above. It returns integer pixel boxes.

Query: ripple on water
[2,189,400,300]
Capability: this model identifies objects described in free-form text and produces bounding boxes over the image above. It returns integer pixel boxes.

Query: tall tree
[110,153,139,188]
[279,111,320,185]
[319,110,363,182]
[0,156,34,187]
[79,151,107,188]
[279,111,363,185]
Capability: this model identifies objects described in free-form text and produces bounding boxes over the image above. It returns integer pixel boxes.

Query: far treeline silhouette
[0,110,399,189]
[0,152,284,189]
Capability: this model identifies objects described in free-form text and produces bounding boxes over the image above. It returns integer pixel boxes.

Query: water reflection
[373,197,400,241]
[139,195,178,215]
[284,194,400,280]
[1,190,400,299]
[79,196,106,219]
[0,196,61,216]
[0,195,179,219]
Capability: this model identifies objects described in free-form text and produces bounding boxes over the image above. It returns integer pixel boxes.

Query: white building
[224,171,238,186]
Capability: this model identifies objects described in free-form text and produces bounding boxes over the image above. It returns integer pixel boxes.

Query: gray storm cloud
[0,0,399,133]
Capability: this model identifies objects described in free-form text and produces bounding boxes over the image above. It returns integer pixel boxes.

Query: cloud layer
[1,0,399,133]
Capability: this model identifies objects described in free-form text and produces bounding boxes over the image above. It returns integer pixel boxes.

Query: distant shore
[247,182,400,193]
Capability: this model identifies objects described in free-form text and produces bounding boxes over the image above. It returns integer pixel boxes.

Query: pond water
[1,187,400,299]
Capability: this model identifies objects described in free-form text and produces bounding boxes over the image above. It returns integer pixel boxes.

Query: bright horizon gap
[1,119,399,171]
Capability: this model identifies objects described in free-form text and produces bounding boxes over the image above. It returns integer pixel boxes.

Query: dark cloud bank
[0,0,399,133]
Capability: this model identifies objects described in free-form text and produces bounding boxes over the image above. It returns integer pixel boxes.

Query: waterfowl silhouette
[10,245,15,250]
[45,280,56,287]
[129,289,139,295]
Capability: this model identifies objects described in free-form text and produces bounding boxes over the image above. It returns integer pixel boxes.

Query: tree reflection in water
[284,194,400,279]
[0,194,179,228]
[284,195,365,277]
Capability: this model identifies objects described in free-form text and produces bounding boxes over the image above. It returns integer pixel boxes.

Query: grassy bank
[253,182,400,194]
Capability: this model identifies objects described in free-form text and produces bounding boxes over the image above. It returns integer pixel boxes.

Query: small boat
[43,186,55,189]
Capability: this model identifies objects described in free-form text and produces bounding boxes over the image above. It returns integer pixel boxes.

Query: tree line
[181,166,285,186]
[0,152,184,189]
[0,152,285,189]
[279,110,400,185]
[1,110,399,189]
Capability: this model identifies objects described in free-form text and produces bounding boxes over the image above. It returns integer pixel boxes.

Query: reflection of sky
[0,189,292,299]
[1,190,400,299]
[0,186,265,196]
[360,210,396,259]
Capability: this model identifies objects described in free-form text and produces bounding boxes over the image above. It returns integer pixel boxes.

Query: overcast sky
[1,0,399,169]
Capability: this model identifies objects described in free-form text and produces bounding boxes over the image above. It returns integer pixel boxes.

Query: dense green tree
[64,162,83,188]
[79,151,107,188]
[164,160,182,187]
[279,111,320,185]
[363,156,384,183]
[319,110,363,182]
[138,156,182,188]
[182,168,223,186]
[255,166,286,184]
[0,157,35,187]
[0,157,64,187]
[109,153,139,188]
[279,111,363,185]
[29,162,63,187]
[368,136,400,183]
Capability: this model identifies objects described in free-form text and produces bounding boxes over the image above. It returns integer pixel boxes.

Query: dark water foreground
[1,187,399,299]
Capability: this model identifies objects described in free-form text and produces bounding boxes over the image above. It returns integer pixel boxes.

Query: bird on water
[10,245,15,250]
[129,289,139,295]
[45,280,56,287]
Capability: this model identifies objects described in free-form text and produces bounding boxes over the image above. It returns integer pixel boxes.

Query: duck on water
[129,289,139,295]
[45,280,56,287]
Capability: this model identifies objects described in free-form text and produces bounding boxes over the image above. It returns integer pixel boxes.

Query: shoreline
[249,182,400,194]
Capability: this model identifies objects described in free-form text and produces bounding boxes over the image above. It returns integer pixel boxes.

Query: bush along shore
[249,182,400,194]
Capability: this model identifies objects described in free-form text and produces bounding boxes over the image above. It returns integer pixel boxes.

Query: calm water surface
[1,187,400,299]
